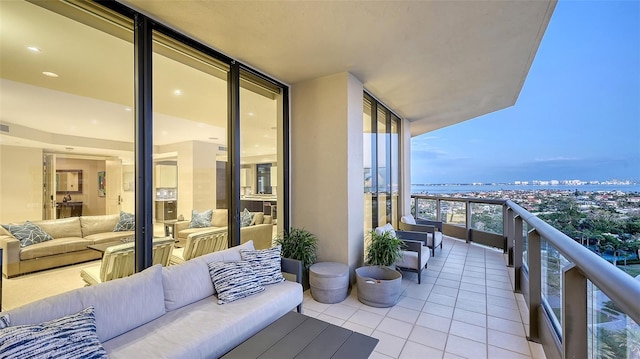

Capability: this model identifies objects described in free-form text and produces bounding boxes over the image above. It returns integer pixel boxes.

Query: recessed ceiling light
[90,119,98,125]
[65,147,74,151]
[208,137,219,140]
[42,71,58,78]
[173,89,182,96]
[124,107,132,112]
[248,112,254,116]
[270,126,277,130]
[27,46,41,53]
[162,130,168,135]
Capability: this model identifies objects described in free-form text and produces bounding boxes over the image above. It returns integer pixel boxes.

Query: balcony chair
[80,237,175,286]
[399,215,443,256]
[170,228,228,265]
[376,223,431,284]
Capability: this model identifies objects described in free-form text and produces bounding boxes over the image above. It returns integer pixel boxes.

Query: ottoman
[309,262,349,304]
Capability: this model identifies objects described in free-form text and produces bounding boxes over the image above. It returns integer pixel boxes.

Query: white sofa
[0,240,303,358]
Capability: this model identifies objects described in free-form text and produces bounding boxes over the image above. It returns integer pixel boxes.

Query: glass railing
[411,194,640,359]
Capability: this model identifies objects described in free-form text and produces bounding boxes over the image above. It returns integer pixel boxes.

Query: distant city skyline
[411,1,640,185]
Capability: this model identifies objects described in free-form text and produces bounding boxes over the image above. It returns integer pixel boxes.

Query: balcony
[2,195,638,358]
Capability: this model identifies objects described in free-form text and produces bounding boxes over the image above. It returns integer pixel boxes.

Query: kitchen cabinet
[155,165,177,188]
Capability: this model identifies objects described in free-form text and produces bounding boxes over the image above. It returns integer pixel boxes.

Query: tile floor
[300,236,547,359]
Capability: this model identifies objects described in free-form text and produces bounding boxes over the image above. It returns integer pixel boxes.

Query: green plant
[365,230,404,267]
[275,227,318,269]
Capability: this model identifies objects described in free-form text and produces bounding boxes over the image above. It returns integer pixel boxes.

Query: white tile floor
[300,236,547,359]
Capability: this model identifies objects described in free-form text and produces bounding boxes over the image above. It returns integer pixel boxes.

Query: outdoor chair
[376,223,431,284]
[399,215,443,256]
[80,237,175,286]
[170,228,228,265]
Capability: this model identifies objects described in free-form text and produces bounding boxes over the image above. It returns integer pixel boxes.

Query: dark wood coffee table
[222,311,378,359]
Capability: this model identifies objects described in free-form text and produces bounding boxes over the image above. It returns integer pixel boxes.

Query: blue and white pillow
[240,245,285,285]
[114,211,135,232]
[240,208,253,227]
[1,221,53,248]
[208,261,264,304]
[189,209,213,228]
[0,306,107,359]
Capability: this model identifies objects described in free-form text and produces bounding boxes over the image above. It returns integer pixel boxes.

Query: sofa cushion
[1,221,53,248]
[101,280,303,359]
[162,258,214,311]
[211,209,228,227]
[209,261,265,304]
[0,306,107,359]
[81,214,120,237]
[195,239,254,265]
[1,265,165,343]
[114,212,135,232]
[189,209,212,228]
[240,245,285,285]
[85,231,134,244]
[250,212,264,226]
[33,217,82,239]
[20,237,92,260]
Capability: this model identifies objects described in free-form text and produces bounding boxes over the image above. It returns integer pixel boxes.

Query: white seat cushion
[169,247,185,265]
[396,245,430,269]
[80,264,101,286]
[427,231,443,248]
[374,223,396,237]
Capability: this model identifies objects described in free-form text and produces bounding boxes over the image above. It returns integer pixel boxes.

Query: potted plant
[356,229,404,307]
[275,227,318,289]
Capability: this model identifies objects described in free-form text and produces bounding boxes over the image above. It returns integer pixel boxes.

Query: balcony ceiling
[121,0,555,136]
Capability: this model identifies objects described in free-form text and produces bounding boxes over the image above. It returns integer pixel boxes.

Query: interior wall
[0,145,43,223]
[56,158,106,216]
[158,140,219,220]
[291,72,364,280]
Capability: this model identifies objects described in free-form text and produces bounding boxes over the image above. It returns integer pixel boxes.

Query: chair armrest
[396,230,428,247]
[400,239,422,253]
[281,257,303,285]
[416,219,443,232]
[399,222,436,235]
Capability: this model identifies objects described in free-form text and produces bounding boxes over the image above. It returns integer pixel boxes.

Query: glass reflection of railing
[410,194,640,359]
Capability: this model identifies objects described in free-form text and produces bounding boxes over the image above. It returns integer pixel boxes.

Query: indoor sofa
[175,209,274,249]
[0,214,134,278]
[0,240,303,358]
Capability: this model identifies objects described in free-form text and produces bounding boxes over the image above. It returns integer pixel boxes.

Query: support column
[291,72,364,281]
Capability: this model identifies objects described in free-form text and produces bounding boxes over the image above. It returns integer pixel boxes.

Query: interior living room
[0,1,595,358]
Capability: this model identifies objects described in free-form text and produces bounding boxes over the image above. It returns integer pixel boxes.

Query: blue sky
[411,1,640,184]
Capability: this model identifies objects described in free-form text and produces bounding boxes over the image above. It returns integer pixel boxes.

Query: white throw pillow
[401,215,416,225]
[375,223,396,238]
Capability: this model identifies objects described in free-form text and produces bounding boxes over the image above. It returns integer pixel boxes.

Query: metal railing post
[513,214,523,293]
[466,200,471,243]
[562,264,587,359]
[506,207,513,258]
[528,229,541,343]
[436,198,441,222]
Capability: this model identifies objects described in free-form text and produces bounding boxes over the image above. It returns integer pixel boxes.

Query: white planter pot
[355,266,402,308]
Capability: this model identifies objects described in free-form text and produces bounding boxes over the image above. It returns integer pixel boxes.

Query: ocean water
[411,183,640,195]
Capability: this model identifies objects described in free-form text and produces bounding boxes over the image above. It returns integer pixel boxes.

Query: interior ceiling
[121,0,556,136]
[0,0,278,162]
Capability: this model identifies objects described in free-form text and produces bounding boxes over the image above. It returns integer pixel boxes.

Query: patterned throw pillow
[0,307,107,359]
[1,221,53,248]
[0,315,9,329]
[208,261,264,304]
[240,245,285,285]
[189,209,213,228]
[240,208,253,227]
[114,211,135,232]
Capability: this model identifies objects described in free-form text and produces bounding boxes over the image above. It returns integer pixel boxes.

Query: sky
[411,0,640,185]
